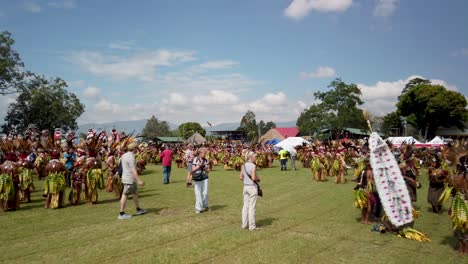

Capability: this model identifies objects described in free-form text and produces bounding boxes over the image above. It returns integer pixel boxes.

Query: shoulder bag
[243,165,263,197]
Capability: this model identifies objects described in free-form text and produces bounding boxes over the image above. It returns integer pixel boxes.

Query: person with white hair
[191,147,210,213]
[240,151,261,230]
[118,142,147,220]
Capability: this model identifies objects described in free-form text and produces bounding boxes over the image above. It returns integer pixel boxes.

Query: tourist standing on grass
[240,151,261,230]
[191,147,210,213]
[118,143,146,220]
[160,145,173,184]
[278,148,288,171]
[185,144,195,188]
[289,147,297,170]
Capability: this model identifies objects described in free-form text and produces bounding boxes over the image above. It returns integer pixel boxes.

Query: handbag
[243,165,263,197]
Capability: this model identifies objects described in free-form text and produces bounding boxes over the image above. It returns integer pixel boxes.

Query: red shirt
[159,149,173,167]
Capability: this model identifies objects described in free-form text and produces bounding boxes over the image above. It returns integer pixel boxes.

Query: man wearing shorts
[118,142,147,220]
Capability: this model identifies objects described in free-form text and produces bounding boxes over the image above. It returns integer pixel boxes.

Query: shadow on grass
[257,217,278,227]
[142,207,166,215]
[167,180,185,184]
[137,193,160,199]
[209,204,227,211]
[20,202,47,210]
[440,235,458,250]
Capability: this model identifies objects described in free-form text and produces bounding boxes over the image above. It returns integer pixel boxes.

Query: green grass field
[0,161,465,264]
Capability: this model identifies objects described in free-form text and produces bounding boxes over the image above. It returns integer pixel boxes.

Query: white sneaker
[118,213,132,220]
[135,208,148,215]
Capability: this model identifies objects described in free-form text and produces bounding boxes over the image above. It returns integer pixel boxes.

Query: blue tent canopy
[265,138,280,145]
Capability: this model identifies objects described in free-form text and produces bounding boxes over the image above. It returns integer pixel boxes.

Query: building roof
[343,128,370,136]
[258,128,284,144]
[258,127,299,144]
[436,128,468,136]
[274,127,299,138]
[186,132,206,144]
[155,137,184,142]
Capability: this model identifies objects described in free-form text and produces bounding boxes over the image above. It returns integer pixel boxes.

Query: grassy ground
[0,161,465,264]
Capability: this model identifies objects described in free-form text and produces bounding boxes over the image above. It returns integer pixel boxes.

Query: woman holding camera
[240,151,261,230]
[191,147,210,213]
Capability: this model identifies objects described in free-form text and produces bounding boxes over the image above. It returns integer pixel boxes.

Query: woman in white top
[191,147,210,213]
[240,151,261,230]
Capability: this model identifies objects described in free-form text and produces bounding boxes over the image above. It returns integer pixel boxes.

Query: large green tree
[258,120,276,135]
[179,122,206,139]
[0,31,27,95]
[400,77,430,97]
[397,83,468,139]
[297,78,366,135]
[296,104,334,136]
[380,111,403,136]
[2,75,84,133]
[141,115,171,140]
[238,110,258,142]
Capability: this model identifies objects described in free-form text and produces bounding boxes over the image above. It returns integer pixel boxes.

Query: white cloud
[48,0,76,9]
[68,80,85,87]
[83,86,100,99]
[431,79,458,92]
[232,92,288,114]
[0,94,17,125]
[70,49,196,81]
[451,48,468,57]
[77,89,301,125]
[358,75,459,116]
[23,2,42,13]
[198,60,239,69]
[284,0,353,20]
[300,66,336,79]
[193,90,240,105]
[162,93,188,106]
[108,40,136,50]
[156,72,261,92]
[95,98,116,112]
[373,0,398,17]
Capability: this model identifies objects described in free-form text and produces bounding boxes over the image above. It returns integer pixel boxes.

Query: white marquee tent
[386,137,422,146]
[274,137,309,151]
[428,136,444,145]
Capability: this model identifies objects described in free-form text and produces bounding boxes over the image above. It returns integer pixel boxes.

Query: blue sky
[0,0,467,126]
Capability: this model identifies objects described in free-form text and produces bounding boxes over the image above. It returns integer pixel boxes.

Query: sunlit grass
[0,161,464,263]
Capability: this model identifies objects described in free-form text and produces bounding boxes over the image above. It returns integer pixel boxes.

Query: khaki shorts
[123,182,138,195]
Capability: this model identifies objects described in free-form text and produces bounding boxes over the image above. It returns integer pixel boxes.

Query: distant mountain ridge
[77,119,178,135]
[77,120,297,135]
[205,121,297,132]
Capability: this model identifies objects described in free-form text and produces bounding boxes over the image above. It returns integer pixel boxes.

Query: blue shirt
[64,153,76,170]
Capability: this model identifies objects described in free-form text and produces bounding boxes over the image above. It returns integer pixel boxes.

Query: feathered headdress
[0,138,15,155]
[442,139,468,167]
[85,131,105,158]
[119,135,138,152]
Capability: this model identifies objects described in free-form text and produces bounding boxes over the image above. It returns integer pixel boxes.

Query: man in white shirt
[118,142,147,220]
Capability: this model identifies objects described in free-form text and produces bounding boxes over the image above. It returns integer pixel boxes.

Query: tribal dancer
[43,143,67,209]
[0,139,20,211]
[17,139,35,203]
[69,148,86,205]
[84,134,105,204]
[335,153,346,184]
[440,140,468,256]
[353,160,375,224]
[427,155,448,213]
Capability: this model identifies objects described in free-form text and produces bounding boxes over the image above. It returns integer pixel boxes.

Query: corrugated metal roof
[156,137,184,142]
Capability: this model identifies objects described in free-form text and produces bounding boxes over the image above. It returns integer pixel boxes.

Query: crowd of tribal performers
[1,127,467,255]
[0,127,152,210]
